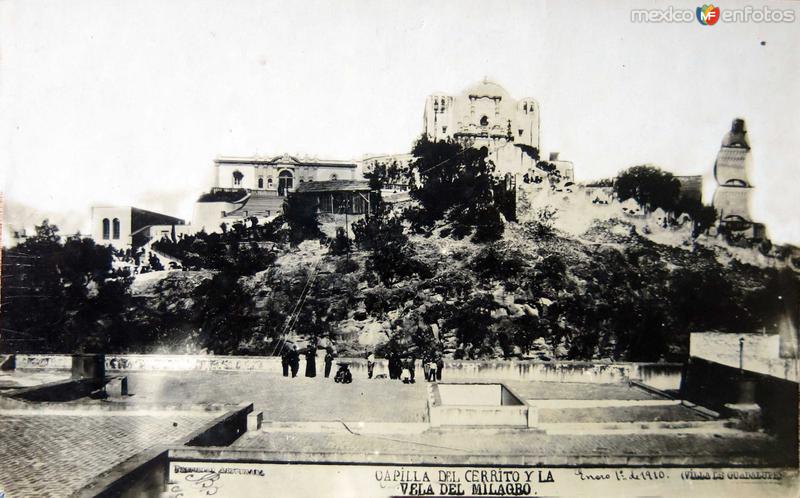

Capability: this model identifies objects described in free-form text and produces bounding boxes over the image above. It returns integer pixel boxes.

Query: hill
[125,206,795,362]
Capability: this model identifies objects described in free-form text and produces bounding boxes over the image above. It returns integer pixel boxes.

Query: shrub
[335,258,359,274]
[329,227,351,256]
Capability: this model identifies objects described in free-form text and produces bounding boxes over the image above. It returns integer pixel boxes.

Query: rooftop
[295,180,372,194]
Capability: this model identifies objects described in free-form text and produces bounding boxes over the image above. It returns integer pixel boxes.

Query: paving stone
[0,412,214,498]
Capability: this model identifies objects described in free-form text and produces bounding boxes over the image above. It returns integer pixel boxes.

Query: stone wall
[12,354,681,389]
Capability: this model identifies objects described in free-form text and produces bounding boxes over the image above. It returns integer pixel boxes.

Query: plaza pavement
[0,410,217,498]
[0,369,794,497]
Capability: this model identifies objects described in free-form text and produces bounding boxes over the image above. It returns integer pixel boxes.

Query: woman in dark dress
[388,352,400,380]
[304,345,317,378]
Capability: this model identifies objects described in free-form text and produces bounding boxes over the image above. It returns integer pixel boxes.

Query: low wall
[184,402,253,447]
[438,384,504,406]
[429,404,529,427]
[8,377,107,402]
[72,447,169,498]
[73,403,254,497]
[107,355,283,373]
[15,354,72,370]
[428,383,529,427]
[12,354,682,388]
[346,359,681,388]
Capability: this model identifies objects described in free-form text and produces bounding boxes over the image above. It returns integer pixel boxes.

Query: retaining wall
[12,354,682,388]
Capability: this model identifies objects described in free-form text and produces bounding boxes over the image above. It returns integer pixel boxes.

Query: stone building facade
[423,79,540,153]
[215,154,359,196]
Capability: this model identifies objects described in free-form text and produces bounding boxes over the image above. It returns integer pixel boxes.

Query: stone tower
[712,118,765,240]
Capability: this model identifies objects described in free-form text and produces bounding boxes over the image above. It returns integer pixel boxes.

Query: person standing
[305,345,317,378]
[281,345,290,377]
[406,355,416,384]
[324,348,335,378]
[422,352,431,382]
[427,358,438,382]
[367,351,376,379]
[289,344,300,378]
[388,351,400,380]
[436,354,444,381]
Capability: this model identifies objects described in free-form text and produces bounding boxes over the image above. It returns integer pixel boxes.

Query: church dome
[463,80,510,99]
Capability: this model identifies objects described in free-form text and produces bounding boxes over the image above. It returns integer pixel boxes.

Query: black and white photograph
[1,0,798,496]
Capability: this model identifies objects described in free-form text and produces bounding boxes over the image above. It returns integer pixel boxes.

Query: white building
[90,206,186,252]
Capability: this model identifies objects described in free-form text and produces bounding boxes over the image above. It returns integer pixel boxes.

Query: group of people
[383,351,444,384]
[280,344,337,379]
[280,344,444,384]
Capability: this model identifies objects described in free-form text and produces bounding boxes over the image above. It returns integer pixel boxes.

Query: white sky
[1,0,799,243]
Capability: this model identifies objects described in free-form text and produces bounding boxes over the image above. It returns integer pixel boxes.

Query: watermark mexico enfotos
[631,5,796,24]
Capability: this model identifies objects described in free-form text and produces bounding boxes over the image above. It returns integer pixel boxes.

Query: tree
[149,253,164,271]
[193,272,258,354]
[328,227,351,256]
[1,220,133,353]
[405,135,510,241]
[283,194,322,245]
[446,292,497,358]
[676,197,717,237]
[352,201,429,285]
[364,159,408,190]
[614,165,681,214]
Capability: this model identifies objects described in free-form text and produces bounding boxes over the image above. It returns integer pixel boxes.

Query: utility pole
[344,196,350,261]
[739,337,745,373]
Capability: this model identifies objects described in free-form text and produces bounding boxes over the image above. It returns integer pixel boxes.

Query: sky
[1,0,799,243]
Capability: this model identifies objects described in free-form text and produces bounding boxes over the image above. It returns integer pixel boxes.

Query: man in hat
[281,344,291,377]
[289,344,300,378]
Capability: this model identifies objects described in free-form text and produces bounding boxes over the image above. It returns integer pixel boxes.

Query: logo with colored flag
[697,4,721,25]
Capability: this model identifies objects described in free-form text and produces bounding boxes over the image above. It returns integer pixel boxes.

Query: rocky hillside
[128,204,796,361]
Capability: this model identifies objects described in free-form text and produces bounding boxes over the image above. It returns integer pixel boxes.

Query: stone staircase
[229,190,285,218]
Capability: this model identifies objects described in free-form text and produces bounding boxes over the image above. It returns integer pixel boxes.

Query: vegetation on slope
[2,139,796,360]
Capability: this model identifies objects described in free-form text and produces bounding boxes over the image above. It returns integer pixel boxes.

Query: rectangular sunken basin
[428,383,535,427]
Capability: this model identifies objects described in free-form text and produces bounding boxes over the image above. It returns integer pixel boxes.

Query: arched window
[102,218,110,239]
[258,177,264,188]
[278,170,293,196]
[112,218,121,239]
[480,115,489,126]
[232,170,243,186]
[267,177,273,188]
